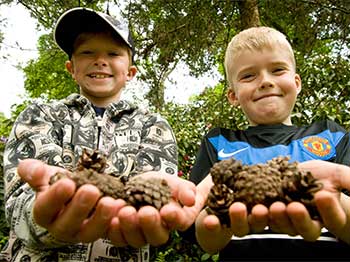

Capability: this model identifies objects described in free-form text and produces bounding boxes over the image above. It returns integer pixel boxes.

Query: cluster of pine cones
[50,149,172,210]
[207,157,323,226]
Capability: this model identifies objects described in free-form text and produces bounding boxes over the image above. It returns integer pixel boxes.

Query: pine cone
[232,165,283,211]
[50,149,172,210]
[206,184,234,226]
[124,176,172,210]
[77,148,107,173]
[207,156,323,224]
[210,158,243,186]
[50,169,125,199]
[282,169,323,219]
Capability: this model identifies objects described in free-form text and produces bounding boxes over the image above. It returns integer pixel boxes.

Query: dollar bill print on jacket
[1,93,178,262]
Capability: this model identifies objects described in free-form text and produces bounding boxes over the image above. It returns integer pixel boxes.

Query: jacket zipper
[96,115,103,150]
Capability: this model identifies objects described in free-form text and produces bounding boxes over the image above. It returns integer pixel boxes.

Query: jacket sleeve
[134,113,178,176]
[3,103,69,249]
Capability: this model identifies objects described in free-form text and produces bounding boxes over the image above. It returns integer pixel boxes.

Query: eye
[272,67,286,74]
[80,50,93,55]
[108,52,117,56]
[240,73,255,81]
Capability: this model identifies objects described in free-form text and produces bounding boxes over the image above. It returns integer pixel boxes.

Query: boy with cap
[190,26,350,260]
[1,7,197,262]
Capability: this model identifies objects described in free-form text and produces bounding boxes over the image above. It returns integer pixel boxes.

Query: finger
[138,206,169,246]
[332,165,350,191]
[315,191,346,235]
[287,202,322,241]
[175,179,196,207]
[48,184,101,242]
[160,202,182,230]
[118,206,146,248]
[195,209,233,254]
[249,204,269,233]
[33,178,76,227]
[166,175,196,207]
[269,201,297,235]
[161,200,197,231]
[229,202,249,237]
[18,159,63,192]
[162,175,213,231]
[77,196,120,242]
[108,217,128,247]
[203,214,222,232]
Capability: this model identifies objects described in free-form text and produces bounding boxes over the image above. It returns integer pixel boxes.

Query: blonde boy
[191,27,350,260]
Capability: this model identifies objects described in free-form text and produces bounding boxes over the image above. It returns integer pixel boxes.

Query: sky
[0,4,41,118]
[0,4,220,118]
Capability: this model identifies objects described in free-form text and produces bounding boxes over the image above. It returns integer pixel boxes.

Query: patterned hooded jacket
[1,93,178,262]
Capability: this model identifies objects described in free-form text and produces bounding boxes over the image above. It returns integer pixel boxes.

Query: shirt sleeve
[189,131,218,185]
[329,120,350,166]
[3,103,69,249]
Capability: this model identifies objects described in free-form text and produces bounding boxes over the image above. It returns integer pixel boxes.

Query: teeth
[90,74,110,79]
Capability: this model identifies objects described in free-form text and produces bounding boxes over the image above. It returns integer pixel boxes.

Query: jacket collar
[62,93,138,117]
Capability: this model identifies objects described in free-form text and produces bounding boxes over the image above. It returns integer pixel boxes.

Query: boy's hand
[18,159,123,243]
[269,201,322,241]
[297,160,350,244]
[195,201,269,254]
[269,160,350,243]
[108,172,200,248]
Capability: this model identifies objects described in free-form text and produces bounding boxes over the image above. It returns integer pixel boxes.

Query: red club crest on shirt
[303,136,331,157]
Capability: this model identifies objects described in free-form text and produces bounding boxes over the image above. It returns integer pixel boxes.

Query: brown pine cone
[207,156,323,224]
[210,158,243,186]
[124,176,172,210]
[206,184,235,226]
[49,169,125,199]
[232,164,283,211]
[77,148,107,173]
[49,149,172,210]
[282,169,323,219]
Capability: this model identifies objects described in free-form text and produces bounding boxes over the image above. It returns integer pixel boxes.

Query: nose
[259,71,274,89]
[94,53,107,67]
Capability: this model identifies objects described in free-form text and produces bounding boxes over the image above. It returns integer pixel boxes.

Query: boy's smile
[65,32,137,107]
[88,73,113,79]
[228,47,301,126]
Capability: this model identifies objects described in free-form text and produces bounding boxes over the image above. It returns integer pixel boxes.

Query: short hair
[224,26,296,88]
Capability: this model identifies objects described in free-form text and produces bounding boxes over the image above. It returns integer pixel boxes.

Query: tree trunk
[238,0,261,30]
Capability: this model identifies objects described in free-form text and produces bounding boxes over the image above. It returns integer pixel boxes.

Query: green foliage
[161,83,248,178]
[151,231,218,262]
[23,34,78,100]
[293,51,350,128]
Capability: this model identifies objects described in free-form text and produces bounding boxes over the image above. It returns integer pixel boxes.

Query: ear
[127,66,137,81]
[227,88,240,107]
[295,73,302,94]
[65,60,74,75]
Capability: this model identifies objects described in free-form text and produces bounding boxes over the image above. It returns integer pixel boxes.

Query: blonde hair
[224,26,296,88]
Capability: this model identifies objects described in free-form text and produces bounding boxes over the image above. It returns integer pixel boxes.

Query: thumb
[17,159,63,192]
[171,177,196,207]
